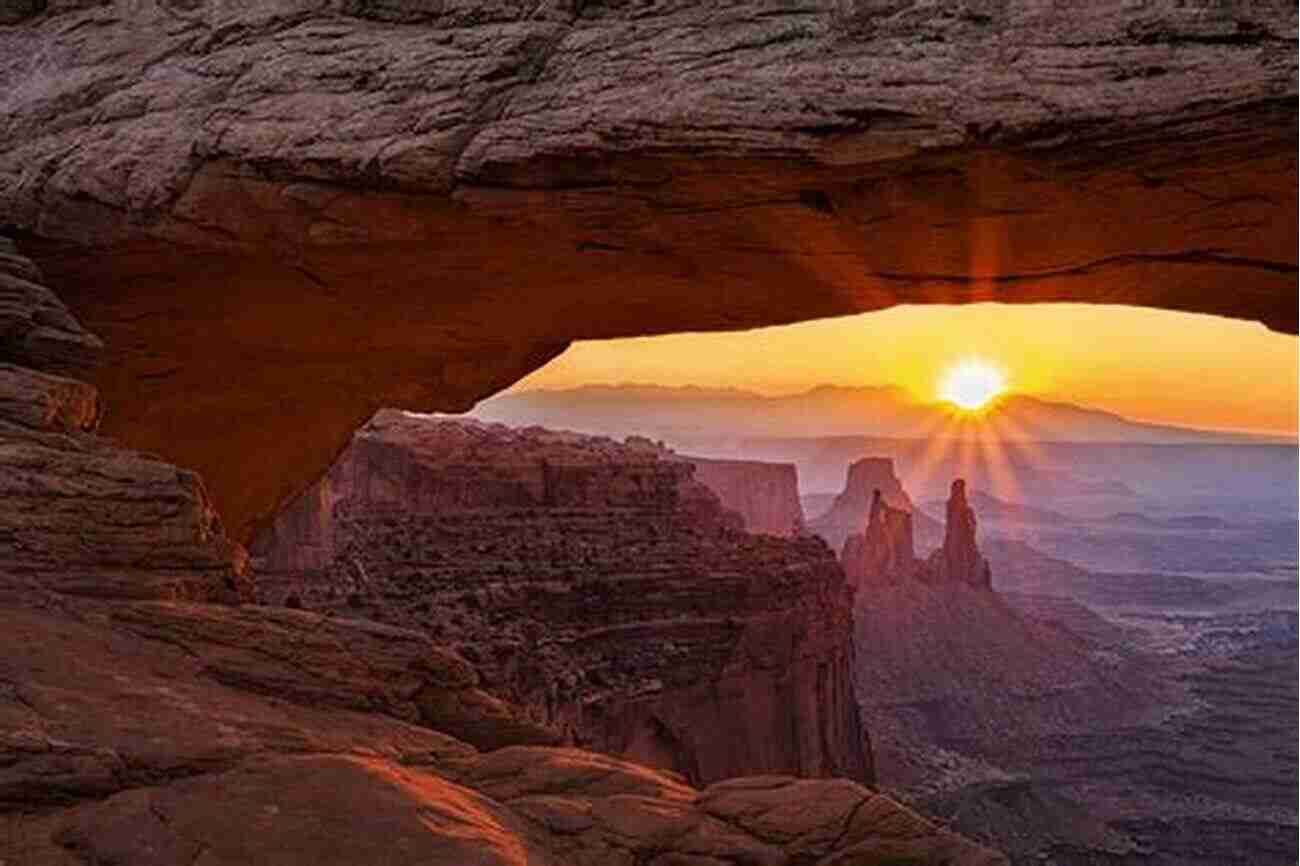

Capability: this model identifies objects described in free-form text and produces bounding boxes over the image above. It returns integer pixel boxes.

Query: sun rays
[937,359,1007,411]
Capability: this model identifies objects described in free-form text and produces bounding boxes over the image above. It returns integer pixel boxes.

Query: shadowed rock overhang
[0,1,1294,540]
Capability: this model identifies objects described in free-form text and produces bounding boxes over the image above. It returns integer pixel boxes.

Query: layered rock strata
[254,410,871,785]
[687,456,804,536]
[0,244,250,604]
[810,457,943,555]
[0,235,1004,864]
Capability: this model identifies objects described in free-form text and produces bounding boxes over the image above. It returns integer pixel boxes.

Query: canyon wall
[254,411,871,785]
[687,456,804,537]
[0,242,251,605]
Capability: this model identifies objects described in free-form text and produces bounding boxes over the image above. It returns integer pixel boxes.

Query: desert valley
[460,379,1300,864]
[1,3,1297,866]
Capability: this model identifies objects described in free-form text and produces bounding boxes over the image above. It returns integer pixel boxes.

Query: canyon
[0,238,1004,865]
[809,456,944,555]
[1,3,1295,864]
[839,460,1296,865]
[253,410,868,786]
[840,481,992,592]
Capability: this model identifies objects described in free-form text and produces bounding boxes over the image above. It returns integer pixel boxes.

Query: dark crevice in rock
[0,0,45,25]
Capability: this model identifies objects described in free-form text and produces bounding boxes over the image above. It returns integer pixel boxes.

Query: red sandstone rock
[687,457,804,537]
[809,457,943,555]
[0,362,99,435]
[936,479,992,590]
[254,411,870,785]
[0,242,101,379]
[0,255,250,604]
[843,491,917,590]
[0,5,1292,540]
[0,596,1005,865]
[843,476,992,591]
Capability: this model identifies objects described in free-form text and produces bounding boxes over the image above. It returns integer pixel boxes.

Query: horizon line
[496,381,1299,441]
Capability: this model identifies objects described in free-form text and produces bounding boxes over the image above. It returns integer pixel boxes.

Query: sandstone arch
[1,0,1294,539]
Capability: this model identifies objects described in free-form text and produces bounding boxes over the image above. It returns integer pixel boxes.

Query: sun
[938,359,1007,410]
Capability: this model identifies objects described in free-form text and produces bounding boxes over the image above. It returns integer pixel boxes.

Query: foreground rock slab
[0,597,1005,866]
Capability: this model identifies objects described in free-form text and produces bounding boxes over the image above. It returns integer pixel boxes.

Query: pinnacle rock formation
[938,479,993,590]
[843,476,992,592]
[810,457,943,554]
[842,490,917,589]
[253,411,871,786]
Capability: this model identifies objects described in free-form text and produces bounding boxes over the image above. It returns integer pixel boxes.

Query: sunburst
[938,359,1007,411]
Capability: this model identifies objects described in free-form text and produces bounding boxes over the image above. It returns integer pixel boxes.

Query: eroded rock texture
[936,479,992,590]
[687,456,804,537]
[253,410,871,785]
[0,1,1293,539]
[0,245,250,604]
[809,456,943,555]
[842,490,916,591]
[0,596,1007,866]
[843,474,991,590]
[0,239,1004,864]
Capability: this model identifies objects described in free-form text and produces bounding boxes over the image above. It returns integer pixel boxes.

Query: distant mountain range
[466,384,1284,445]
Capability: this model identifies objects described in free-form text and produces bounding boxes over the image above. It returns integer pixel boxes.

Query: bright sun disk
[938,360,1007,410]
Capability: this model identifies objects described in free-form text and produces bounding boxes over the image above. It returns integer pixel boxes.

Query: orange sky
[509,304,1299,436]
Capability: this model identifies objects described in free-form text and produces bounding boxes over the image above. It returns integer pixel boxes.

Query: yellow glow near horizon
[505,303,1299,437]
[938,360,1007,410]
